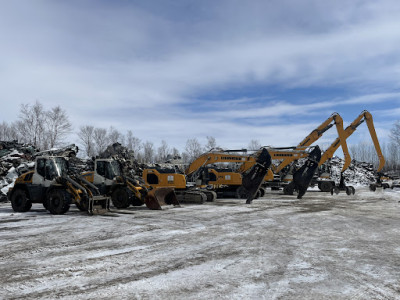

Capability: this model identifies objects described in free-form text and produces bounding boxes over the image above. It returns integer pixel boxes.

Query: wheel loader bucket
[88,195,111,215]
[144,187,180,210]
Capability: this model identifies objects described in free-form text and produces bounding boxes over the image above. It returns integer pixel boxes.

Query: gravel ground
[0,187,399,299]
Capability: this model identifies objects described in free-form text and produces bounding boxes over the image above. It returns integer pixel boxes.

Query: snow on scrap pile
[0,141,37,201]
[0,142,82,202]
[328,156,376,186]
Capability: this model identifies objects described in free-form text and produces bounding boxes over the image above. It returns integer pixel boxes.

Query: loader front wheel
[48,189,70,215]
[11,189,32,212]
[112,188,130,208]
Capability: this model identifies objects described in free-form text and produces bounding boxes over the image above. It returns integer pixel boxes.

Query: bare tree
[185,138,202,162]
[126,130,142,157]
[204,136,217,151]
[46,106,72,148]
[108,126,124,144]
[77,125,95,157]
[390,120,400,147]
[0,121,13,141]
[142,141,155,163]
[156,140,170,163]
[248,139,261,150]
[18,101,46,149]
[93,128,109,155]
[172,147,180,157]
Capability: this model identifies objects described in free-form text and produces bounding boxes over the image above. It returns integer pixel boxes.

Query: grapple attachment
[242,148,272,204]
[292,146,322,199]
[144,187,180,210]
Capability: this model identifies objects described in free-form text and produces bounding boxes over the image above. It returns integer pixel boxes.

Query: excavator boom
[319,110,385,172]
[274,112,351,173]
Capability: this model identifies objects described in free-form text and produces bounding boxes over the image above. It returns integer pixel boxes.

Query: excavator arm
[274,112,351,173]
[185,148,312,176]
[319,110,385,172]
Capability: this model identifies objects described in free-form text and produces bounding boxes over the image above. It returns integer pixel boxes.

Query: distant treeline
[1,101,400,170]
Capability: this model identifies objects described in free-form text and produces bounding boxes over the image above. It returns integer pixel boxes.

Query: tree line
[0,101,259,163]
[1,101,400,169]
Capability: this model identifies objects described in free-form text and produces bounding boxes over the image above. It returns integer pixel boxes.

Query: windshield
[97,160,122,179]
[53,157,69,176]
[107,160,122,178]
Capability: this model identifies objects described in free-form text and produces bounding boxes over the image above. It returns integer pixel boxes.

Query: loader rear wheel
[48,189,70,215]
[11,189,32,212]
[111,188,130,208]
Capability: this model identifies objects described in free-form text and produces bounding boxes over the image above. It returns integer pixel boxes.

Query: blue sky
[0,0,400,151]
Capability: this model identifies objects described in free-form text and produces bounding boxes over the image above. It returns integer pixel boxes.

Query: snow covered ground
[1,187,399,299]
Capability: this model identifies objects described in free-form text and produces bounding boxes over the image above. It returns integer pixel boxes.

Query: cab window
[45,160,57,180]
[37,159,45,177]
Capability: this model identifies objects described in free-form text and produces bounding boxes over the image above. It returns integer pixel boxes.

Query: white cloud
[0,1,399,152]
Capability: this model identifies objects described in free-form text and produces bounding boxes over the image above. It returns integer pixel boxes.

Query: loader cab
[94,159,122,185]
[32,156,69,187]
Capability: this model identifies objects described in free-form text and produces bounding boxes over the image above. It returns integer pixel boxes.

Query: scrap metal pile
[0,142,81,201]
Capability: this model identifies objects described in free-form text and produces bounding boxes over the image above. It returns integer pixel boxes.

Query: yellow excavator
[186,146,321,200]
[82,158,179,210]
[142,167,211,203]
[145,147,274,204]
[313,110,385,193]
[206,112,349,197]
[8,156,110,215]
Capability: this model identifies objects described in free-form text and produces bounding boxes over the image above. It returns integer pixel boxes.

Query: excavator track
[201,190,217,202]
[176,191,207,204]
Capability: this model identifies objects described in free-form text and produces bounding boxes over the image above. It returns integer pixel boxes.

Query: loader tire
[369,184,376,192]
[48,189,70,215]
[11,189,32,212]
[111,188,130,208]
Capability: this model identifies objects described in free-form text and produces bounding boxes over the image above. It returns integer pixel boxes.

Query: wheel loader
[8,156,110,215]
[81,158,179,210]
